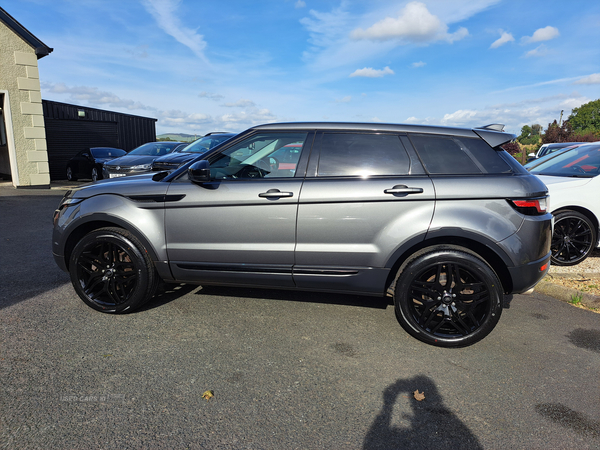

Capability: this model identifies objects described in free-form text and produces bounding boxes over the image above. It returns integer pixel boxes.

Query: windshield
[91,148,126,158]
[128,142,180,156]
[181,134,235,154]
[530,143,600,177]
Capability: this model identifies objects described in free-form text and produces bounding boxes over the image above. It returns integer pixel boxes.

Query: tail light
[508,196,549,215]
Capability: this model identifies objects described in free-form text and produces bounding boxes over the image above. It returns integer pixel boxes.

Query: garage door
[45,119,119,180]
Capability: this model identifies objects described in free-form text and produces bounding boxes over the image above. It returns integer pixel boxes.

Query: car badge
[116,166,121,171]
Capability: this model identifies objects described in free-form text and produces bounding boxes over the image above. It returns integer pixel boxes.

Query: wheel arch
[61,215,161,272]
[384,234,514,295]
[552,206,599,233]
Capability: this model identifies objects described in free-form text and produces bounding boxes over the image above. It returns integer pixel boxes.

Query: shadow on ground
[364,375,483,450]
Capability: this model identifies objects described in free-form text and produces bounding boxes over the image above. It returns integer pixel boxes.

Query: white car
[529,142,600,265]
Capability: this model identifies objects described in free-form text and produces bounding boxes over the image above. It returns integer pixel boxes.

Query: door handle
[259,189,294,198]
[384,185,424,195]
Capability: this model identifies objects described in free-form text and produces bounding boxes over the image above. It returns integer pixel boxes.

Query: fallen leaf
[202,390,214,401]
[413,390,425,401]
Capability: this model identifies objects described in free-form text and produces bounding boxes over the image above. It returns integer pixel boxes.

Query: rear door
[294,132,435,295]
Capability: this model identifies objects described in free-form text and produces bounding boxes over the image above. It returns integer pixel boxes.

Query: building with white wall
[0,7,53,188]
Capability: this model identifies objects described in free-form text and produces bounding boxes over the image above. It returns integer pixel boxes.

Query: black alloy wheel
[91,167,100,182]
[69,227,158,313]
[551,210,596,266]
[394,247,503,348]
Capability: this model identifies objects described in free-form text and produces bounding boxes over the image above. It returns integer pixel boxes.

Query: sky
[4,0,600,136]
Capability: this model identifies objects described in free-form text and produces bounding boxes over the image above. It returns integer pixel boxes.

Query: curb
[534,278,600,308]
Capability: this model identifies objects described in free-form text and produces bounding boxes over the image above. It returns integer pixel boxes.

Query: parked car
[527,142,585,162]
[528,142,600,265]
[66,147,126,181]
[152,133,235,172]
[523,144,583,171]
[53,122,552,348]
[102,141,184,178]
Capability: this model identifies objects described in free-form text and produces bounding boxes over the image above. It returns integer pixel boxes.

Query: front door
[165,131,311,288]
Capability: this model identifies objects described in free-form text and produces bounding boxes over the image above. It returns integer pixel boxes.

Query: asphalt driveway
[1,184,599,449]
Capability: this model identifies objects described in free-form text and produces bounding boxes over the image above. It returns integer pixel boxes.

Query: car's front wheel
[91,167,100,181]
[69,227,158,313]
[393,247,503,348]
[551,210,596,266]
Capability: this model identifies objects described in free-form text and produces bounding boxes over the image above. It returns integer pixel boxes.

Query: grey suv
[53,122,552,347]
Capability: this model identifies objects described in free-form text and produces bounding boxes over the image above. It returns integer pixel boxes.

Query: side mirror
[189,160,211,183]
[527,153,535,158]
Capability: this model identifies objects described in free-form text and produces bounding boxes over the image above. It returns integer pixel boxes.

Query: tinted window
[317,133,410,177]
[182,134,235,154]
[129,142,181,156]
[209,133,307,179]
[91,148,126,158]
[410,135,511,174]
[459,138,512,173]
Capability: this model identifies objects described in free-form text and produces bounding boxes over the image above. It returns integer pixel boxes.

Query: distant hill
[156,133,198,142]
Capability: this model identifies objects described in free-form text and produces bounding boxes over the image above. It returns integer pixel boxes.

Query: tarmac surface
[2,181,600,449]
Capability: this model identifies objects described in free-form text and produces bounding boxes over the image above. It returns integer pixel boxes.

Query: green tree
[518,125,532,141]
[531,124,542,135]
[568,99,600,134]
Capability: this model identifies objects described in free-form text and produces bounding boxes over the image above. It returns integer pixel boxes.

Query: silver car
[53,122,552,347]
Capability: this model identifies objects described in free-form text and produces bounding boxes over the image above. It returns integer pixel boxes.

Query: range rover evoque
[52,122,552,347]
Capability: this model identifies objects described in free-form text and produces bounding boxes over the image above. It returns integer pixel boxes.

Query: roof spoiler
[473,124,515,148]
[475,124,505,132]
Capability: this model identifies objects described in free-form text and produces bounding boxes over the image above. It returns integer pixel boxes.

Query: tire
[551,210,596,266]
[69,227,158,313]
[393,247,503,348]
[91,167,100,182]
[66,166,77,181]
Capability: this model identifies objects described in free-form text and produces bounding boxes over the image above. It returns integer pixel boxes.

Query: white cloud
[574,73,600,85]
[41,82,279,134]
[335,96,352,103]
[411,61,426,68]
[222,99,256,107]
[350,2,468,44]
[559,96,591,110]
[490,31,514,49]
[141,0,208,62]
[295,0,306,8]
[522,26,559,43]
[524,44,548,58]
[349,66,394,78]
[199,91,224,100]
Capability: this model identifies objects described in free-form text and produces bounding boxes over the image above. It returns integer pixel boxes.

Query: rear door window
[317,133,410,177]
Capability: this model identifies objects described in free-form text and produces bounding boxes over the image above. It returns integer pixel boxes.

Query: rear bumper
[508,251,551,294]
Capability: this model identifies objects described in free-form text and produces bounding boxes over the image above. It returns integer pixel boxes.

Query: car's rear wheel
[551,210,596,266]
[393,247,503,348]
[69,227,158,313]
[66,166,77,181]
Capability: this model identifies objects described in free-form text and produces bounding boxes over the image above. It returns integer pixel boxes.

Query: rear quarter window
[410,134,512,174]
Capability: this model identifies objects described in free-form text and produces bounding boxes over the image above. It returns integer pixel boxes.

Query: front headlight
[130,164,152,170]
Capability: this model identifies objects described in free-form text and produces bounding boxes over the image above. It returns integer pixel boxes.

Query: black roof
[251,122,515,148]
[0,7,53,58]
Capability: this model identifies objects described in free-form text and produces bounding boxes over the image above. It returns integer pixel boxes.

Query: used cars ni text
[53,122,552,347]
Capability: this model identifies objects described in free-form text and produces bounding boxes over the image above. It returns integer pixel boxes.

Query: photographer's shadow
[364,375,483,450]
